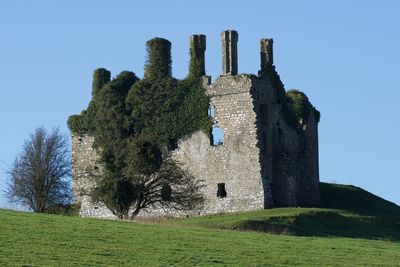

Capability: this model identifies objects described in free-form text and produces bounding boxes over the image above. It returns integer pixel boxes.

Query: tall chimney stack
[260,38,273,73]
[188,34,206,78]
[221,30,238,75]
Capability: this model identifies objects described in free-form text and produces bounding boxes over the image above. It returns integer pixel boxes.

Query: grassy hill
[320,182,400,220]
[0,183,399,266]
[167,183,400,241]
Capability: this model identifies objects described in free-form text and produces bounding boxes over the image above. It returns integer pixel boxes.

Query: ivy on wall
[264,65,320,129]
[286,89,320,124]
[67,37,210,219]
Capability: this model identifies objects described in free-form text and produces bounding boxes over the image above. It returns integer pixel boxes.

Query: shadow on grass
[171,182,400,241]
[232,211,400,241]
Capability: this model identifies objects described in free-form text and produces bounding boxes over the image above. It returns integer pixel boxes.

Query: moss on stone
[263,66,320,128]
[286,89,320,124]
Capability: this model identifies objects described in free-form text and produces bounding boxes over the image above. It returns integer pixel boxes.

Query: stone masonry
[221,30,238,75]
[72,30,320,218]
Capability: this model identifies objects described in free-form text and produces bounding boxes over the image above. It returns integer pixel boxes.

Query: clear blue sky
[1,0,399,208]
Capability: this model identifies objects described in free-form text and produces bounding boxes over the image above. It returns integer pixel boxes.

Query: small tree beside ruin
[91,156,204,220]
[6,127,72,212]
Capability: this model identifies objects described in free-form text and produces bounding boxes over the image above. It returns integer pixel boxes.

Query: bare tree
[128,158,205,218]
[91,158,204,219]
[6,127,72,212]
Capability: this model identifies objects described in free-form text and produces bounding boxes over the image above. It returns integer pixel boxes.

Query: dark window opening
[276,120,280,126]
[210,127,224,146]
[217,183,227,198]
[161,184,172,201]
[78,138,83,142]
[93,166,99,170]
[167,138,178,150]
[94,206,99,209]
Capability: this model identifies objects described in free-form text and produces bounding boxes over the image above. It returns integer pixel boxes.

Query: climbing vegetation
[188,35,206,79]
[144,38,172,79]
[68,37,209,219]
[286,89,320,124]
[264,65,320,128]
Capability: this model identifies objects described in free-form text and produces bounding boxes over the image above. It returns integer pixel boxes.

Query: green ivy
[67,111,89,135]
[144,38,172,80]
[188,35,206,79]
[286,89,320,124]
[67,37,211,218]
[264,66,320,129]
[92,68,111,96]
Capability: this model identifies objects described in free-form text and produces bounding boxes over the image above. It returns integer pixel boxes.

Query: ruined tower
[71,30,320,218]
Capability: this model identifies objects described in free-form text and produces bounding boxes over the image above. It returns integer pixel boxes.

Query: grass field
[167,183,400,241]
[0,183,399,266]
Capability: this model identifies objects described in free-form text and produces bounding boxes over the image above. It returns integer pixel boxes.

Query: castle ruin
[72,30,320,218]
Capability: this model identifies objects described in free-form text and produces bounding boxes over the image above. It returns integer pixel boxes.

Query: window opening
[217,183,227,198]
[167,138,178,150]
[208,106,215,118]
[161,184,172,201]
[210,127,224,146]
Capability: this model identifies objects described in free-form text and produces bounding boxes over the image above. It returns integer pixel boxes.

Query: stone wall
[71,30,320,218]
[72,75,266,218]
[298,112,320,205]
[173,75,266,214]
[72,72,320,218]
[251,73,320,207]
[71,135,115,218]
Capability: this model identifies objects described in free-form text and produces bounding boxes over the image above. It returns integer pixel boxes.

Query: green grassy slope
[320,182,400,220]
[169,183,400,241]
[1,209,400,266]
[0,182,399,266]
